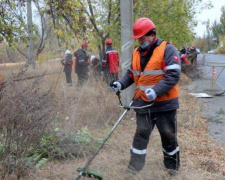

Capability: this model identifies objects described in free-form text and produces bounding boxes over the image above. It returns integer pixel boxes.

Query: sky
[194,0,225,37]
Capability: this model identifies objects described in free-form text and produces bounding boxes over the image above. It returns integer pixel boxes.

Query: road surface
[201,53,225,90]
[185,53,225,147]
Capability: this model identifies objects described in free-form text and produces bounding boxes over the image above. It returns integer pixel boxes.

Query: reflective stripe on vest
[131,69,165,76]
[106,50,118,54]
[132,41,179,102]
[136,85,154,91]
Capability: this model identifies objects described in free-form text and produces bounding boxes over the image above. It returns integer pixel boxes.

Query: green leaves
[0,1,27,44]
[0,0,213,54]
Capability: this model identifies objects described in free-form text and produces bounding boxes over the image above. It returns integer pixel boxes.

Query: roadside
[183,64,225,147]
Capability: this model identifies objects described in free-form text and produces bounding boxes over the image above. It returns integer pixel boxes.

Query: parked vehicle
[208,49,217,54]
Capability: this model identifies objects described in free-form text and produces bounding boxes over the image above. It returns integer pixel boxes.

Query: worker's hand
[110,81,121,93]
[61,60,66,65]
[145,88,157,101]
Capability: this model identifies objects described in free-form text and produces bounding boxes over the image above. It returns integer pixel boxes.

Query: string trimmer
[75,89,153,180]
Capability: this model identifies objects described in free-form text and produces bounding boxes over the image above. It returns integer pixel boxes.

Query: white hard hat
[65,50,71,55]
[91,55,95,60]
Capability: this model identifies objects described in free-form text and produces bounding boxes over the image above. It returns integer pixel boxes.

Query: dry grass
[0,64,58,179]
[1,63,225,180]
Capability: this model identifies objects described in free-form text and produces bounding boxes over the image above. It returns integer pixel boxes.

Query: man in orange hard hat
[101,38,120,84]
[110,17,181,176]
[74,41,90,87]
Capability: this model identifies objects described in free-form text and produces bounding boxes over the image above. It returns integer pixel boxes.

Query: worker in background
[179,45,186,55]
[110,17,181,176]
[186,46,190,56]
[101,39,120,84]
[61,50,73,86]
[90,55,101,78]
[189,45,198,64]
[74,41,90,87]
[179,45,188,65]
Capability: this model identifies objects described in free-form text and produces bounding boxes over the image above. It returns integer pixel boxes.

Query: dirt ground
[183,68,225,147]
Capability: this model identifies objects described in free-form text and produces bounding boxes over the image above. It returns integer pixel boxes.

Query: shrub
[0,64,56,178]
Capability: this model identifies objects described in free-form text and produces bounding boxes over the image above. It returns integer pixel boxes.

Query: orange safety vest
[132,41,178,102]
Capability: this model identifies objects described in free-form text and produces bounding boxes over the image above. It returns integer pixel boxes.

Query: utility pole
[120,0,134,105]
[27,0,35,69]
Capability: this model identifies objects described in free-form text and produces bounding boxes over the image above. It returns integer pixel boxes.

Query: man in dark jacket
[189,45,198,64]
[110,17,181,176]
[180,45,186,55]
[61,50,73,86]
[74,41,90,87]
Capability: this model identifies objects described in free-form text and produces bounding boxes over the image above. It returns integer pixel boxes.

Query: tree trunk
[27,0,35,69]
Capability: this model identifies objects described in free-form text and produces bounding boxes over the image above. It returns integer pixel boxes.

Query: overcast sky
[194,0,225,37]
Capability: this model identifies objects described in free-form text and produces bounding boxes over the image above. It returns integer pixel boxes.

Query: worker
[61,50,73,86]
[74,41,90,87]
[101,39,120,84]
[110,17,181,176]
[179,45,186,55]
[189,45,198,64]
[90,55,101,78]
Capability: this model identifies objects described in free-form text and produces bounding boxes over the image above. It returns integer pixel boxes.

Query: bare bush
[0,65,56,178]
[182,55,208,79]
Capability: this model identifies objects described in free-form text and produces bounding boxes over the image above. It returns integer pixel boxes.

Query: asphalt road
[184,53,225,147]
[200,53,225,89]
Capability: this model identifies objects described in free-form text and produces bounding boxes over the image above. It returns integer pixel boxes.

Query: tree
[219,6,225,35]
[0,0,214,63]
[133,0,213,48]
[0,0,27,44]
[45,0,121,59]
[0,0,55,64]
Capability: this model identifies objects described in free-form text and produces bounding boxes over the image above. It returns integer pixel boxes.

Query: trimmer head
[76,168,103,180]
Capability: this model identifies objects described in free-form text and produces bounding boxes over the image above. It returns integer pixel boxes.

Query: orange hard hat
[132,17,156,39]
[81,41,88,48]
[105,39,113,45]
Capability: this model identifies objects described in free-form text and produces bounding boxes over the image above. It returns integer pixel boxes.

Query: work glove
[145,88,157,102]
[109,80,121,93]
[61,60,66,65]
[100,71,104,76]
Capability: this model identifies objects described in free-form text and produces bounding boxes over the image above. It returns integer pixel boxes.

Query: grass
[1,61,225,180]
